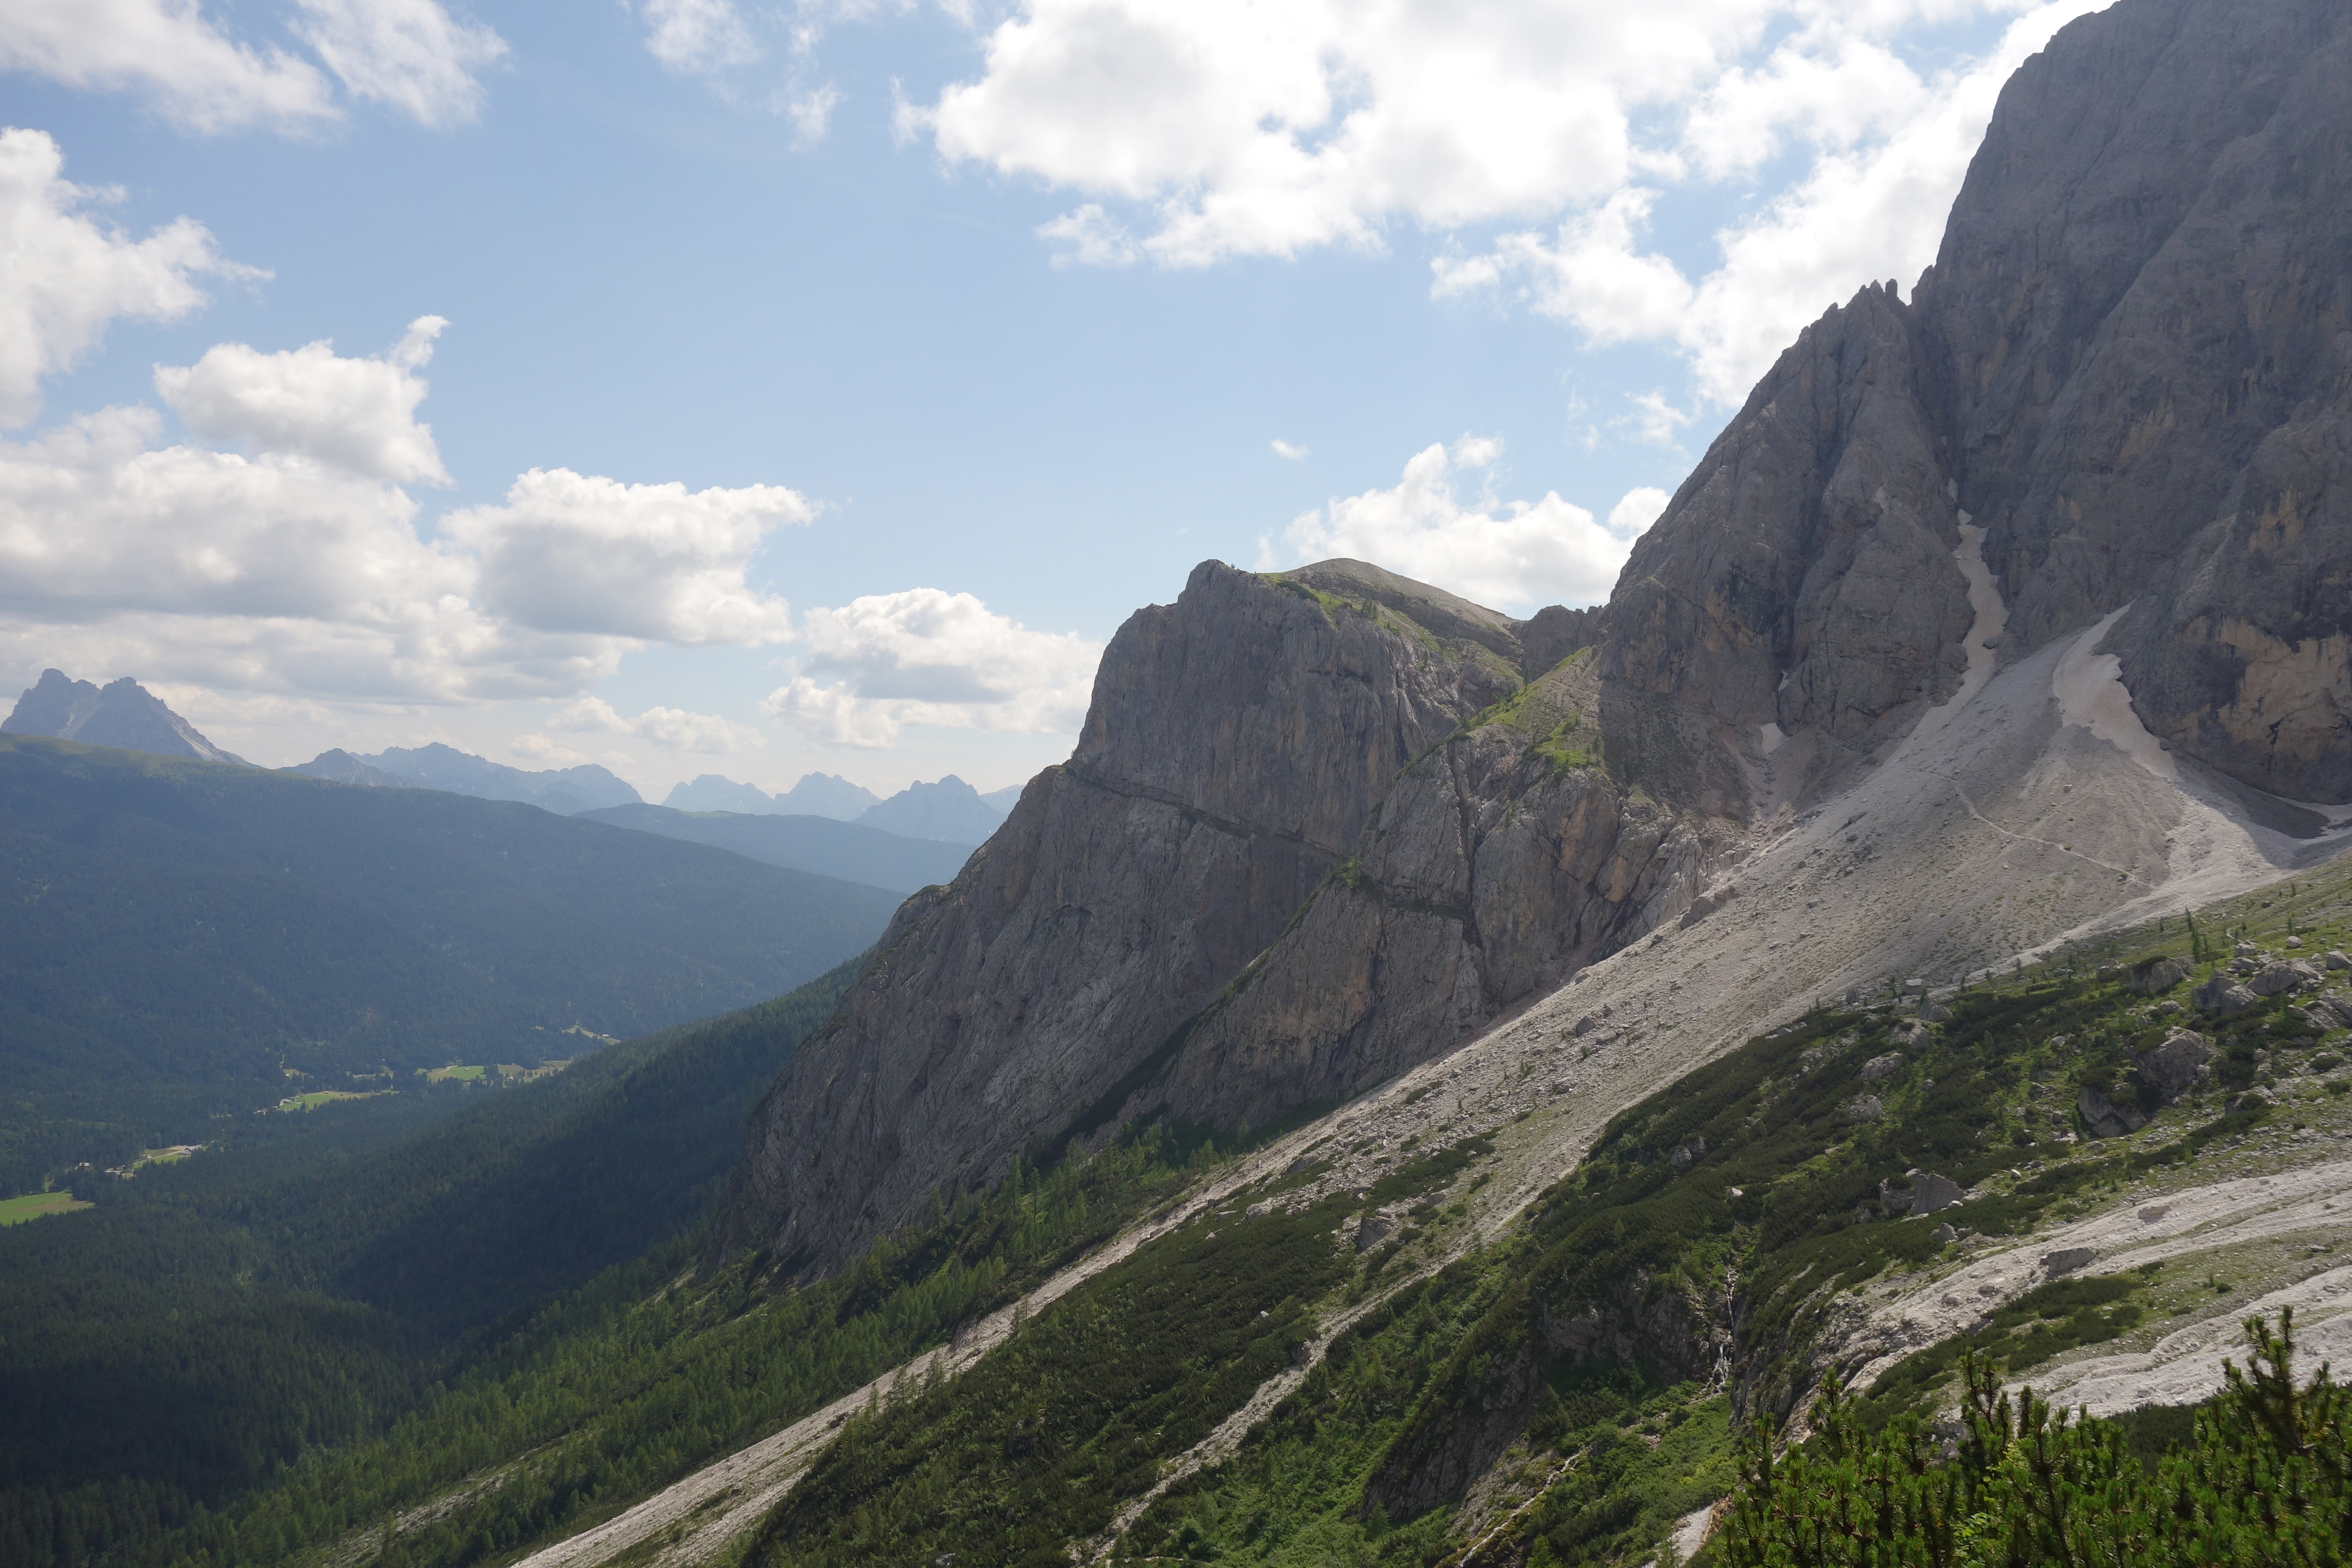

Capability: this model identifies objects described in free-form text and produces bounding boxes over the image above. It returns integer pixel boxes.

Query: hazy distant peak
[290,741,642,814]
[2,668,243,764]
[663,774,780,814]
[777,772,882,821]
[286,749,429,789]
[856,774,1014,845]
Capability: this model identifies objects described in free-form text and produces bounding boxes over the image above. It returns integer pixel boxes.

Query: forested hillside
[0,736,900,1187]
[0,962,862,1568]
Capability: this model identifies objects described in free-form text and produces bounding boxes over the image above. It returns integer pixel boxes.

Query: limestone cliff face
[1603,282,1975,804]
[718,560,1726,1275]
[1139,651,1733,1134]
[1609,0,2352,808]
[720,561,1540,1273]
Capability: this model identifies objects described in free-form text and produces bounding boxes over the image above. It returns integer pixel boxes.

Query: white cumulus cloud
[906,0,2107,401]
[788,84,842,142]
[155,316,450,483]
[1037,204,1141,267]
[921,0,1721,267]
[1262,437,1653,611]
[442,469,812,646]
[641,0,760,74]
[292,0,508,129]
[0,128,252,428]
[763,588,1102,747]
[1609,486,1672,534]
[0,404,606,701]
[0,0,338,133]
[0,0,505,132]
[1270,438,1308,461]
[0,404,456,623]
[0,334,817,704]
[1434,2,2106,402]
[550,695,758,753]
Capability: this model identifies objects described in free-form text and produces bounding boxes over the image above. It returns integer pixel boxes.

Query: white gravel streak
[1848,1161,2352,1393]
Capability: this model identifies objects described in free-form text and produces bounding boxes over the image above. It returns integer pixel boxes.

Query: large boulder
[2133,1029,2213,1103]
[2129,956,2193,995]
[1881,1170,1966,1216]
[2250,961,2322,997]
[2078,1084,2149,1139]
[2195,974,2260,1014]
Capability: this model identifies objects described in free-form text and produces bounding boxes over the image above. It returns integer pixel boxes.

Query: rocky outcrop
[2078,1084,2149,1139]
[1,669,243,764]
[2133,1029,2212,1102]
[1130,649,1732,1135]
[1602,0,2352,809]
[717,560,1695,1276]
[2249,960,2322,997]
[2194,973,2259,1014]
[2130,956,2193,995]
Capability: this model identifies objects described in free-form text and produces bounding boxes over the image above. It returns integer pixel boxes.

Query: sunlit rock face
[715,561,1721,1277]
[1608,0,2352,808]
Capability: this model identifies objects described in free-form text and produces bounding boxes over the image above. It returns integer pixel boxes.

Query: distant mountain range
[1,670,245,765]
[0,734,902,1186]
[576,804,974,894]
[290,741,642,815]
[0,671,1028,845]
[855,775,1017,843]
[666,772,879,819]
[666,770,1021,844]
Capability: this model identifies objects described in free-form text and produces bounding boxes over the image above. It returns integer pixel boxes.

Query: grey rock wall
[717,560,1592,1275]
[1142,651,1732,1133]
[1607,0,2352,808]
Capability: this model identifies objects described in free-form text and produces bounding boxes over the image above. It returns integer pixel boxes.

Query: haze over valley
[3,2,2351,1567]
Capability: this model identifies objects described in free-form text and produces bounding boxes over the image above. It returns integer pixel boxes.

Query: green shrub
[1718,1310,2352,1568]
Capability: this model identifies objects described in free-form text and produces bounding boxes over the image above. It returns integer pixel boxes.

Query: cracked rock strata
[716,561,1716,1277]
[1605,0,2352,811]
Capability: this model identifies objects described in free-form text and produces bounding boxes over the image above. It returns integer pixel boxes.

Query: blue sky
[0,0,2106,798]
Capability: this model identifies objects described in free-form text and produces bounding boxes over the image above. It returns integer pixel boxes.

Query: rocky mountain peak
[1607,0,2351,812]
[715,559,1668,1275]
[1,669,243,765]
